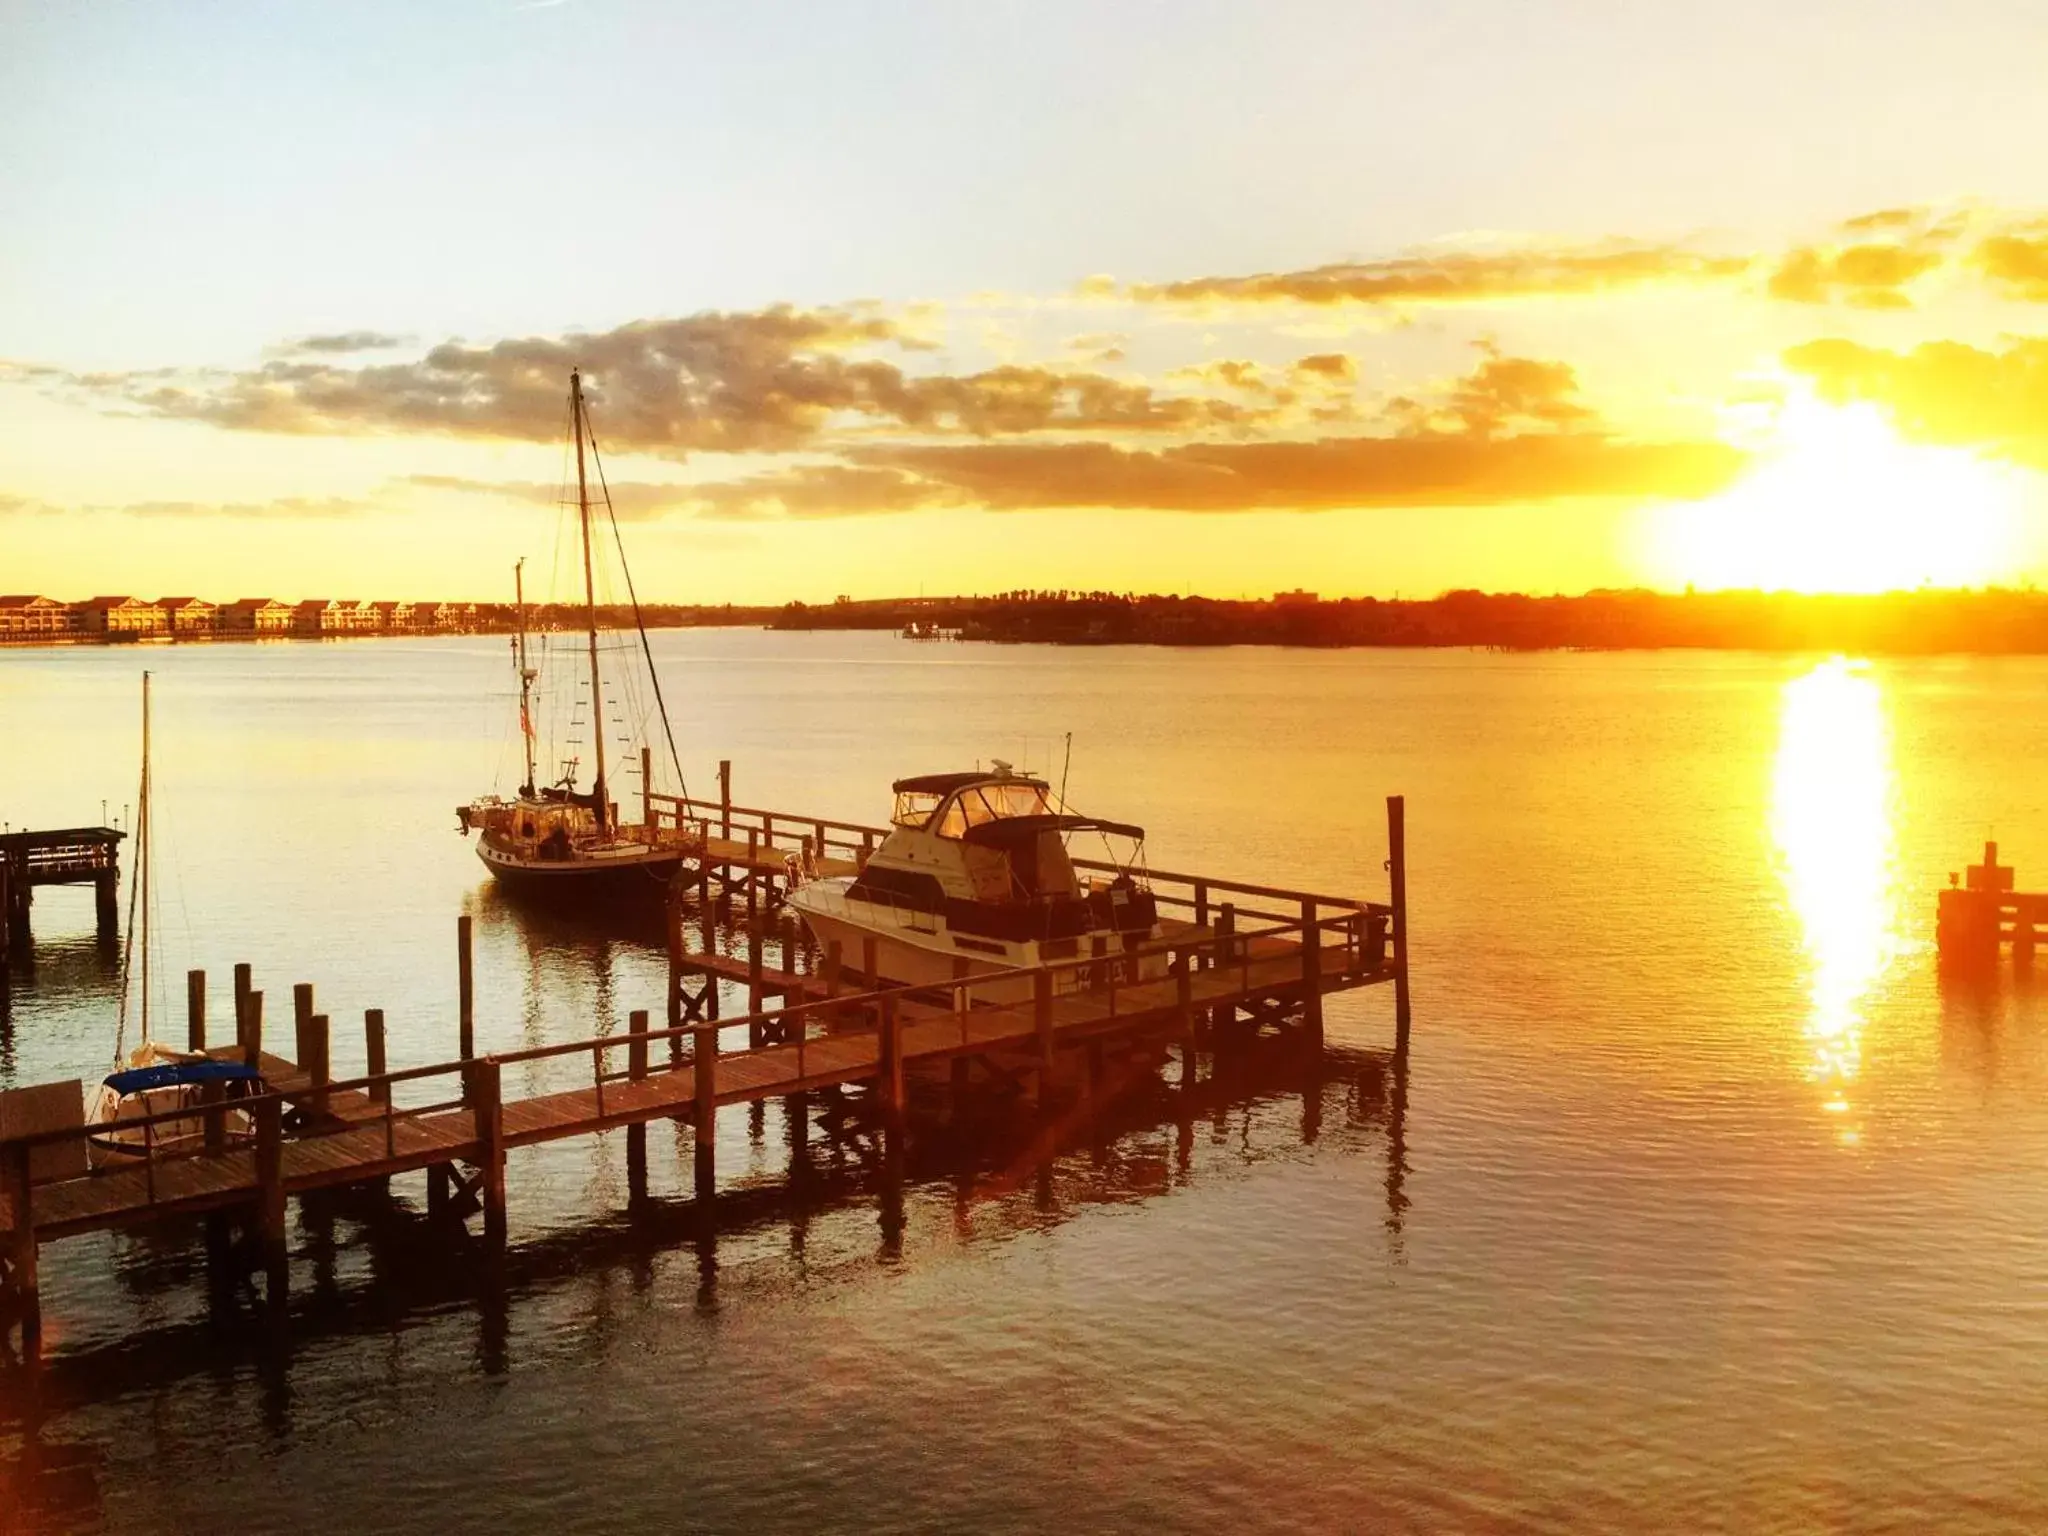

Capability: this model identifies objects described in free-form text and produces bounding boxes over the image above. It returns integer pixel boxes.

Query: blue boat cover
[103,1059,263,1095]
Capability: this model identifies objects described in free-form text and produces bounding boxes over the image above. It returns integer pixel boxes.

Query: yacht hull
[788,888,1163,1005]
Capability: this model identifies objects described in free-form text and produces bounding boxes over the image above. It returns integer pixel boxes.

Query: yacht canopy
[960,814,1145,846]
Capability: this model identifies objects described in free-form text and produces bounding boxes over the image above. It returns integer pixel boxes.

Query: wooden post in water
[1213,904,1235,1032]
[186,968,206,1052]
[253,1094,287,1305]
[862,936,879,990]
[241,990,265,1068]
[719,759,732,840]
[457,915,475,1061]
[293,983,314,1068]
[4,1141,37,1348]
[747,920,764,1037]
[745,828,760,925]
[304,1014,330,1117]
[470,1057,505,1247]
[641,745,653,839]
[1175,948,1198,1087]
[626,1008,648,1198]
[1388,795,1410,1048]
[364,1009,387,1104]
[693,1021,718,1199]
[878,995,904,1120]
[233,963,252,1042]
[1300,898,1323,1042]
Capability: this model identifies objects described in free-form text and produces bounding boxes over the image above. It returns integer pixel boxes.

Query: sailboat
[455,369,699,903]
[89,672,265,1160]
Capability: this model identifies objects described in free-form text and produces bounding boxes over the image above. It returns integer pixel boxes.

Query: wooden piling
[1388,795,1410,1043]
[470,1058,505,1246]
[878,995,905,1117]
[458,914,475,1060]
[666,887,685,1064]
[718,759,732,840]
[241,989,264,1067]
[626,1008,648,1197]
[4,1141,37,1344]
[364,1009,388,1104]
[292,983,315,1067]
[641,745,653,837]
[862,936,879,990]
[1300,897,1324,1040]
[233,962,252,1036]
[304,1014,330,1117]
[693,1023,718,1147]
[1034,969,1054,1089]
[186,968,206,1052]
[253,1095,287,1302]
[1213,904,1235,1030]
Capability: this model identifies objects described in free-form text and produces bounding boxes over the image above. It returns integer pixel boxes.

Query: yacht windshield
[892,790,943,829]
[934,780,1056,838]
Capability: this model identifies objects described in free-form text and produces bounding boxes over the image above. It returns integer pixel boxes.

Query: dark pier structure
[1935,841,2045,976]
[1,827,125,970]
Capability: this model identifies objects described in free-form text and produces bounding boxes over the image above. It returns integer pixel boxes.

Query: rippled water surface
[5,633,2048,1534]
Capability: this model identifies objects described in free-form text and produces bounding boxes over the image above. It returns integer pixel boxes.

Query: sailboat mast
[572,370,608,834]
[137,670,151,1046]
[514,557,537,795]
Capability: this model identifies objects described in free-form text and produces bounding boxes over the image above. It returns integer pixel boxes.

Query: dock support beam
[1300,898,1323,1044]
[240,989,265,1068]
[719,759,732,841]
[1388,795,1411,1048]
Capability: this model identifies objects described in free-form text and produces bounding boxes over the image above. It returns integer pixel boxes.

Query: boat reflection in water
[1771,658,1904,1137]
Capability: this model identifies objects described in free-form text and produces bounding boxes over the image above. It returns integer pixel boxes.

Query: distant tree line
[766,587,2048,654]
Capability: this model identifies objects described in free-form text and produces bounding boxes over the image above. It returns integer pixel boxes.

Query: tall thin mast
[514,557,537,795]
[572,370,608,834]
[137,670,151,1046]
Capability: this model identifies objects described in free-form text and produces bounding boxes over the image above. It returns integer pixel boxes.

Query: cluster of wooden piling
[0,792,1411,1359]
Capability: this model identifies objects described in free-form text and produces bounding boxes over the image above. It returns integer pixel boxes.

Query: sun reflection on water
[1771,659,1904,1136]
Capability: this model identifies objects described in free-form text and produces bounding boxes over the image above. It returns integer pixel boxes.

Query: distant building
[1273,589,1319,606]
[75,596,167,635]
[158,597,217,635]
[219,598,295,634]
[0,595,74,637]
[372,600,416,631]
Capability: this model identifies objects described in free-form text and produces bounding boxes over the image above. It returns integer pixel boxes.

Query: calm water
[5,633,2048,1534]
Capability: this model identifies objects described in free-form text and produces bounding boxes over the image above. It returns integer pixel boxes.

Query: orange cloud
[1125,244,1751,307]
[37,308,1269,454]
[1767,241,1944,309]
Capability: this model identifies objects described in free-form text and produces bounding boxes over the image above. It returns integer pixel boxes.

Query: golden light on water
[1771,659,1904,1133]
[1655,394,2023,593]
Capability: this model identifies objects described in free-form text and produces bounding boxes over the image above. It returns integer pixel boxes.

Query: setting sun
[1651,393,2025,593]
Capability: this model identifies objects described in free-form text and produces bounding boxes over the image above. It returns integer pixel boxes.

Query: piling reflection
[1771,659,1903,1134]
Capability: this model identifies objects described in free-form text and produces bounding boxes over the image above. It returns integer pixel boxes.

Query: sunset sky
[10,1,2048,603]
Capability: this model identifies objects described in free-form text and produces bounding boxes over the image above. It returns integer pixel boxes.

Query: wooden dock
[0,792,1411,1357]
[1,826,125,955]
[1936,841,2048,975]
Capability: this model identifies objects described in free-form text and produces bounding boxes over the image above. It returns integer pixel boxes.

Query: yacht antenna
[571,370,609,835]
[514,557,537,796]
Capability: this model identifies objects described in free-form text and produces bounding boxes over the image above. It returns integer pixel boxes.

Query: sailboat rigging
[90,672,266,1160]
[456,370,700,902]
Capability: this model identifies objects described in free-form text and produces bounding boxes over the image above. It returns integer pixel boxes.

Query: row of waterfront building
[0,595,514,640]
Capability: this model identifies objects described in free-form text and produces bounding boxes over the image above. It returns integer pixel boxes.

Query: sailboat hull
[476,840,689,904]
